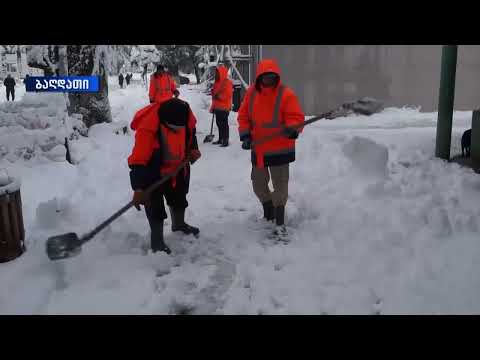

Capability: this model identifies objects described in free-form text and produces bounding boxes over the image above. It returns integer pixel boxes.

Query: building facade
[251,45,480,115]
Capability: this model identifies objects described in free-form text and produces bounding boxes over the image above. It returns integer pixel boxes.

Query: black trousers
[6,88,14,101]
[144,166,190,222]
[214,110,229,142]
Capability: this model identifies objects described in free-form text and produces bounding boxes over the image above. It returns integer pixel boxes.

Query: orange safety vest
[157,119,196,188]
[248,85,297,168]
[249,85,285,130]
[237,58,305,168]
[157,122,186,176]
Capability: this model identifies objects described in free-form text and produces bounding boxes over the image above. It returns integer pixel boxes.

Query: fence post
[435,45,458,160]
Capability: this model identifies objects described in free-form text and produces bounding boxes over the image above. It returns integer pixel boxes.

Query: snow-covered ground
[0,82,26,104]
[1,79,479,315]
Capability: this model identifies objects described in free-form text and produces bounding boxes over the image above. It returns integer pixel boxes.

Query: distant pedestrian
[149,64,179,104]
[462,128,472,157]
[118,73,124,88]
[142,64,148,84]
[4,74,16,101]
[210,64,233,147]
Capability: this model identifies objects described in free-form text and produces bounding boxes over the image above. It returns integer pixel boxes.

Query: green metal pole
[435,45,458,160]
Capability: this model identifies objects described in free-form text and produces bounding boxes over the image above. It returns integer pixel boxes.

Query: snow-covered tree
[0,45,21,59]
[26,45,59,75]
[67,45,112,127]
[130,45,162,70]
[154,45,205,83]
[26,45,112,128]
[110,45,133,74]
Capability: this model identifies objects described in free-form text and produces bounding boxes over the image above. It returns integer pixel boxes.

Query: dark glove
[241,139,251,150]
[189,149,201,164]
[132,190,150,211]
[173,90,180,98]
[283,127,299,139]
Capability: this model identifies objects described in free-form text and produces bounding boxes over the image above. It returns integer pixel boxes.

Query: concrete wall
[260,45,480,115]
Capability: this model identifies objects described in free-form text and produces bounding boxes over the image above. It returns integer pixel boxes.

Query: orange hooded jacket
[149,72,177,104]
[210,65,233,112]
[237,59,305,168]
[128,101,197,189]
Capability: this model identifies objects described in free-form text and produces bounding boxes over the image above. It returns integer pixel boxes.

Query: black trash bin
[0,174,25,263]
[232,80,243,112]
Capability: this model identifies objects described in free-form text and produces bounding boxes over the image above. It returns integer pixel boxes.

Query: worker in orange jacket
[128,98,201,254]
[237,59,305,239]
[210,64,233,147]
[149,64,180,104]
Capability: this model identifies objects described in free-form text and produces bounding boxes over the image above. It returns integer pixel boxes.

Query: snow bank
[0,174,20,195]
[88,121,129,139]
[0,168,9,186]
[0,93,87,164]
[342,136,389,178]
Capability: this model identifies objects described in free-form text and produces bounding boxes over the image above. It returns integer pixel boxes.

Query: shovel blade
[46,232,83,261]
[203,135,214,143]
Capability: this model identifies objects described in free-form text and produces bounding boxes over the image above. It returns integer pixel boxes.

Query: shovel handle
[251,112,331,147]
[81,201,135,243]
[209,113,215,135]
[80,158,190,244]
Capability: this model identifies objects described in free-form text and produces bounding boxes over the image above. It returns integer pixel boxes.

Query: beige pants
[251,164,289,207]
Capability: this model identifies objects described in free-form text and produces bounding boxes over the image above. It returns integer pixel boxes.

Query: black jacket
[4,77,15,89]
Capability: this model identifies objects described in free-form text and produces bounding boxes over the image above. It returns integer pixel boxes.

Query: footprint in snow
[224,206,248,213]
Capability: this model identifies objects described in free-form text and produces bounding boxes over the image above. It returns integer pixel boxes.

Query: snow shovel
[46,158,190,261]
[203,113,215,143]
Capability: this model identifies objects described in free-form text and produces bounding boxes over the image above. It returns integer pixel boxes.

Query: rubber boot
[212,138,222,145]
[221,123,229,147]
[273,205,288,239]
[275,206,285,226]
[170,207,200,236]
[220,139,229,147]
[262,200,274,221]
[150,219,171,254]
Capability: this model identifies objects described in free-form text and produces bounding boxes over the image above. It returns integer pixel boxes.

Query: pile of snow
[342,136,389,178]
[316,106,473,131]
[88,121,129,138]
[0,168,9,186]
[326,97,384,119]
[0,172,20,195]
[0,93,87,164]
